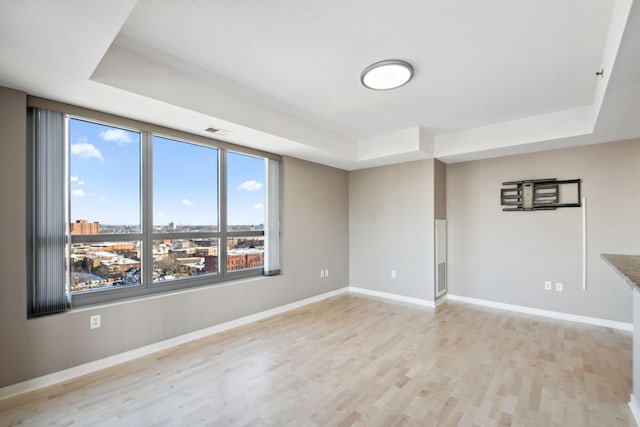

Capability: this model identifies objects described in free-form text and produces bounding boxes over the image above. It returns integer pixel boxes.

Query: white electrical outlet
[555,282,563,292]
[90,314,101,329]
[544,281,552,290]
[391,270,396,278]
[320,270,324,278]
[324,269,329,277]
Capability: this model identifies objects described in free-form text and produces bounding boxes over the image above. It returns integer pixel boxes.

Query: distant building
[169,247,197,256]
[101,257,141,274]
[195,247,217,257]
[227,253,245,271]
[92,242,136,252]
[204,249,264,273]
[71,219,100,235]
[245,251,263,269]
[181,262,205,276]
[204,255,217,273]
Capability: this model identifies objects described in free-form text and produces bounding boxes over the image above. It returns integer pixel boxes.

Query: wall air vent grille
[435,219,447,299]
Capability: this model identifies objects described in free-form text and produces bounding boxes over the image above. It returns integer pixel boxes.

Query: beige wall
[0,87,28,387]
[446,140,640,322]
[349,159,436,300]
[0,87,349,388]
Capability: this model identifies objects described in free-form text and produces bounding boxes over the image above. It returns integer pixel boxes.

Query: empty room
[1,1,640,426]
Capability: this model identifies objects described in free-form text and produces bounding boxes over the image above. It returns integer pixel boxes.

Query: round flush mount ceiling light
[361,59,414,90]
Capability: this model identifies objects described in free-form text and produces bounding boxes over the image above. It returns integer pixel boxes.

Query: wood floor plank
[0,294,634,426]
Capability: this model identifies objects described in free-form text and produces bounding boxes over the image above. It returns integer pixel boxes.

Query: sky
[69,118,265,227]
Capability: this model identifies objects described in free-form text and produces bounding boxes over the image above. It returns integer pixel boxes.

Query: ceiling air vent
[204,126,231,137]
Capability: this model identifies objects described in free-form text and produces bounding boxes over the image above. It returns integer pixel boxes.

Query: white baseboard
[447,294,633,332]
[630,394,640,426]
[0,287,349,402]
[349,286,435,308]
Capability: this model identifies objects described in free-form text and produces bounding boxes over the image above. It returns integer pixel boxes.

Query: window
[28,106,280,313]
[68,119,141,293]
[227,151,266,272]
[152,136,220,282]
[153,136,219,232]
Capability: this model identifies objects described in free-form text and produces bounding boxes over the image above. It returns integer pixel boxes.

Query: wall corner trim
[629,394,640,427]
[349,286,436,308]
[435,295,448,307]
[447,294,633,331]
[0,286,349,402]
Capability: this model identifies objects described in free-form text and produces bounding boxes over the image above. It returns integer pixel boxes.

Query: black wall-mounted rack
[501,178,581,211]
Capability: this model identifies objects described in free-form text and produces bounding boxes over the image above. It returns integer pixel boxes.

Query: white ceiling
[0,0,639,169]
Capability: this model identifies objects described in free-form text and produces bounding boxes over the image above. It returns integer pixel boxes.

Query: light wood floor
[0,294,633,426]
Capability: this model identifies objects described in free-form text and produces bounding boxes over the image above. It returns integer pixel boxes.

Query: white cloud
[71,140,103,161]
[71,189,87,198]
[238,180,263,191]
[71,176,85,186]
[100,128,133,145]
[181,198,193,206]
[253,203,264,210]
[98,197,107,203]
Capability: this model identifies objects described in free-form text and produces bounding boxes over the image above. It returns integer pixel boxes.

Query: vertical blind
[264,158,281,275]
[27,107,69,317]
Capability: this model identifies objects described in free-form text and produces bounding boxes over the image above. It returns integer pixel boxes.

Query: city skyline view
[68,118,267,292]
[69,118,266,228]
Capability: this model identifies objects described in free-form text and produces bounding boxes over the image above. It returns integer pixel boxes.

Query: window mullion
[219,148,228,276]
[142,131,153,287]
[70,233,144,244]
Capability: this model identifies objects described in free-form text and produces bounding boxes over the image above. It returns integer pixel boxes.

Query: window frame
[62,113,272,307]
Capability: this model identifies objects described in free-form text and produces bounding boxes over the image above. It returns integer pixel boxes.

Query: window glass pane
[153,239,219,282]
[227,236,264,271]
[153,136,218,232]
[227,152,265,231]
[70,241,141,292]
[69,119,141,234]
